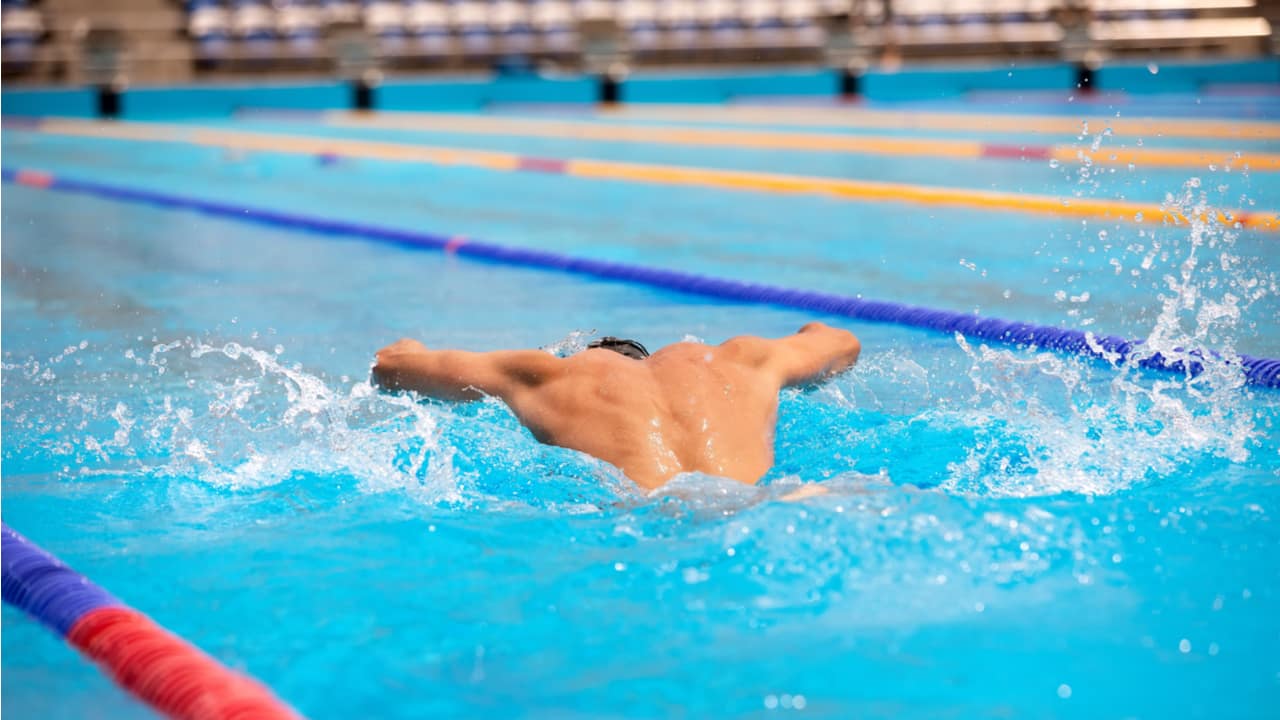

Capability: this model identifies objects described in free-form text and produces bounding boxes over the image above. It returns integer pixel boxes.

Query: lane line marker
[20,118,1280,232]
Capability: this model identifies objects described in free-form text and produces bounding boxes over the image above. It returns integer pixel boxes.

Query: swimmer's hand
[371,338,427,389]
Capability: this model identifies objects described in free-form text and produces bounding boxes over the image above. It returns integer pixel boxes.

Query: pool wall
[3,58,1277,118]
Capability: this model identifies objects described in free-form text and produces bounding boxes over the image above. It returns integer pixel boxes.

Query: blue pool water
[3,95,1279,718]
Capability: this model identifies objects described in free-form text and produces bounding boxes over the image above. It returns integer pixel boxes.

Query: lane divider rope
[595,104,1280,141]
[1,522,299,720]
[15,118,1279,232]
[322,110,1280,171]
[6,166,1278,387]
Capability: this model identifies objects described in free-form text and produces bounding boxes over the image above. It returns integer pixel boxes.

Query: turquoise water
[3,98,1279,718]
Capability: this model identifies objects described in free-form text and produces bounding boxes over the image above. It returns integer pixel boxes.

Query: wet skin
[372,322,861,489]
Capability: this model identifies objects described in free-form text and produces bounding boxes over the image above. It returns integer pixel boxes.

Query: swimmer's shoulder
[647,341,717,363]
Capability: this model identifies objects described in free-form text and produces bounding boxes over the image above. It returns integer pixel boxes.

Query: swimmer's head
[586,336,649,360]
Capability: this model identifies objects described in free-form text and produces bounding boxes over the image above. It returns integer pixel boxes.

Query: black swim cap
[587,337,650,359]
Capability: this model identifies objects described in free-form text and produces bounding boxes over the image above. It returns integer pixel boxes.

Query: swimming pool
[3,88,1279,718]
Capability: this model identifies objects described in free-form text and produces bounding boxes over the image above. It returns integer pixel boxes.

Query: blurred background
[2,0,1276,92]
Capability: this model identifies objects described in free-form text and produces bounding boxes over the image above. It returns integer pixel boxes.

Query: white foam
[939,179,1268,498]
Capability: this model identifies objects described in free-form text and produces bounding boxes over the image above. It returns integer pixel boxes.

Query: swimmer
[372,322,860,489]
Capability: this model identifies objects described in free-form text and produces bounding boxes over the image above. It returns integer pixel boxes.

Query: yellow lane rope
[595,104,1280,142]
[326,110,1280,170]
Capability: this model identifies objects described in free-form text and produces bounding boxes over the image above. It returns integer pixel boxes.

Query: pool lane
[219,114,1278,206]
[479,105,1280,152]
[13,165,1279,387]
[592,103,1280,141]
[4,163,1280,720]
[320,111,1280,172]
[4,128,1279,356]
[6,86,1280,720]
[16,118,1280,232]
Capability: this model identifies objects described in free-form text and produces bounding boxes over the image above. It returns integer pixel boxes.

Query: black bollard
[840,67,861,99]
[352,78,374,110]
[96,84,120,118]
[1074,62,1095,93]
[598,73,620,104]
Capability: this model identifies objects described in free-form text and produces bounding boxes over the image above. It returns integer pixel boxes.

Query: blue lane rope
[1,523,120,636]
[4,167,1278,388]
[2,522,302,719]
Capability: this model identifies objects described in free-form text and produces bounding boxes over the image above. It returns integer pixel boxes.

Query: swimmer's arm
[372,339,560,401]
[722,321,861,387]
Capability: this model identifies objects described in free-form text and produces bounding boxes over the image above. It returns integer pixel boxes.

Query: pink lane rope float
[1,522,299,720]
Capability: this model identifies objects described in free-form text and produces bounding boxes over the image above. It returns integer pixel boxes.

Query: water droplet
[1058,684,1072,699]
[1049,159,1060,169]
[1147,63,1159,74]
[614,562,626,572]
[1179,639,1191,653]
[764,695,779,710]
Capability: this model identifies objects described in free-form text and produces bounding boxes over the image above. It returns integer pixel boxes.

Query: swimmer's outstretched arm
[372,338,561,401]
[721,321,861,388]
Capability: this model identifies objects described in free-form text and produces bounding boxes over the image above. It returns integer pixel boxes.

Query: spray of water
[938,178,1269,498]
[540,329,595,357]
[2,332,648,515]
[5,340,460,500]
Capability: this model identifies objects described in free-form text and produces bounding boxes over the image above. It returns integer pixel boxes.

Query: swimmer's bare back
[371,322,861,489]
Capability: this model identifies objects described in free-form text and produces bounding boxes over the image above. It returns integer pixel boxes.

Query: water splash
[610,470,1098,626]
[2,335,639,512]
[540,329,595,357]
[938,179,1268,498]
